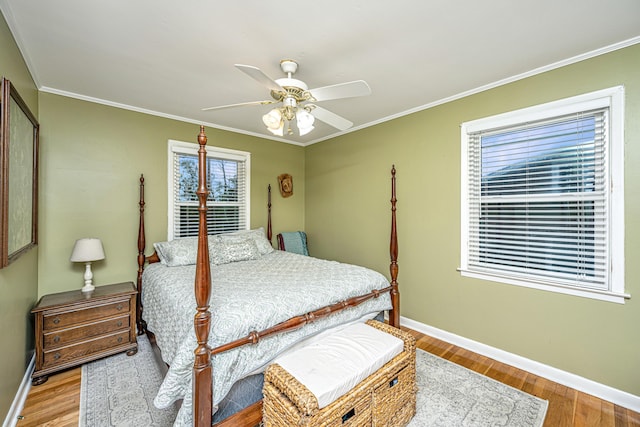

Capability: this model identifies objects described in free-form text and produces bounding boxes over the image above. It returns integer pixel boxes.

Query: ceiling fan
[202,59,371,137]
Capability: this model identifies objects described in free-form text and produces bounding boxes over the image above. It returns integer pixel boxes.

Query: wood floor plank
[615,403,640,427]
[623,406,640,426]
[486,362,529,390]
[575,392,606,426]
[541,382,575,427]
[449,347,494,375]
[556,383,578,427]
[600,399,618,426]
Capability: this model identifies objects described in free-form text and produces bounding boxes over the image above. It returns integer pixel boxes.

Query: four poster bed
[135,126,401,427]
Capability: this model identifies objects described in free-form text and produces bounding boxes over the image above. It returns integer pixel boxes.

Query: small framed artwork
[0,78,39,268]
[278,173,293,198]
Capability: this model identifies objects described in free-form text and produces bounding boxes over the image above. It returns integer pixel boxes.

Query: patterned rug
[80,337,547,426]
[79,335,178,427]
[409,350,548,426]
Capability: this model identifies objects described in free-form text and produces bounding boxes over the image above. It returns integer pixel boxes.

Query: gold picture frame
[0,78,39,268]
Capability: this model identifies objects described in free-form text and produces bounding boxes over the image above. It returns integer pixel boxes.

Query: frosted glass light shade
[296,110,315,136]
[263,109,284,136]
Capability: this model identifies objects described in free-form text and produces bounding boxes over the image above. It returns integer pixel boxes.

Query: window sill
[458,268,630,304]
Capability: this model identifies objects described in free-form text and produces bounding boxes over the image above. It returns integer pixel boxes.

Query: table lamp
[70,238,105,292]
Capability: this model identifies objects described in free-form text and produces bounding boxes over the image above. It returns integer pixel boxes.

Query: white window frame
[460,86,627,303]
[167,139,251,240]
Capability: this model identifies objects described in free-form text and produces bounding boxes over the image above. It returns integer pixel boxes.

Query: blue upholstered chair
[277,231,309,256]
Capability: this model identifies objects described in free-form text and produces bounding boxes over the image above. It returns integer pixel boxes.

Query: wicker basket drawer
[42,330,130,368]
[322,395,372,427]
[373,358,417,427]
[43,299,130,330]
[43,315,130,349]
[263,376,372,426]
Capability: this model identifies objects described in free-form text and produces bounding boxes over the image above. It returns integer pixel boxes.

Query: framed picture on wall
[0,77,39,268]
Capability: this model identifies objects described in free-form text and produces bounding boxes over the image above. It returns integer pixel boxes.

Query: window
[460,87,627,303]
[168,140,250,240]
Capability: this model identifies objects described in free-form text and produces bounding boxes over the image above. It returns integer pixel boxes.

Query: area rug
[408,350,548,426]
[80,337,547,426]
[79,335,178,427]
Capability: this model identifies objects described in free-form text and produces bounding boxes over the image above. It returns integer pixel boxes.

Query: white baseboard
[2,355,34,427]
[401,315,640,413]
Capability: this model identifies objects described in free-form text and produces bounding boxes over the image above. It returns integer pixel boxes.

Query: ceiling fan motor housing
[271,79,310,103]
[280,59,298,75]
[271,59,311,102]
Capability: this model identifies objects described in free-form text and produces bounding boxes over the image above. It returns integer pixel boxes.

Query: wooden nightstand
[31,282,138,385]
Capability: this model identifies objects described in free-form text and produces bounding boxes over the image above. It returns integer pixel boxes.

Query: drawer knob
[117,337,123,343]
[117,321,123,327]
[53,353,61,360]
[53,336,60,343]
[116,304,123,311]
[52,317,60,324]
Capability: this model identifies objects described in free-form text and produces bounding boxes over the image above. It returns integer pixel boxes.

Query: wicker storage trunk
[263,320,416,427]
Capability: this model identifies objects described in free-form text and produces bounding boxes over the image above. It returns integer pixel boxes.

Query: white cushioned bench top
[273,321,404,409]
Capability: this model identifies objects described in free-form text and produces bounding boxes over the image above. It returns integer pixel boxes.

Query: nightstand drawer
[42,330,131,368]
[43,315,130,349]
[43,299,130,330]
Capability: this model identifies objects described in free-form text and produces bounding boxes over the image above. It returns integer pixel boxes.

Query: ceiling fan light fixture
[298,124,314,136]
[268,125,285,136]
[263,108,284,136]
[296,109,315,136]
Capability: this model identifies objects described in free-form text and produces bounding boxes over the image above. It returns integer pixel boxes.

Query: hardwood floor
[17,367,80,427]
[15,327,640,426]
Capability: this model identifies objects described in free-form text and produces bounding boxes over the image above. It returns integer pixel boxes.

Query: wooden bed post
[389,165,400,328]
[267,184,272,244]
[193,126,213,427]
[136,174,148,335]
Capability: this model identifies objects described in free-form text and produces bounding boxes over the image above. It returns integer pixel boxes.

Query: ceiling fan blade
[235,64,284,93]
[202,100,275,111]
[308,80,371,102]
[310,106,354,131]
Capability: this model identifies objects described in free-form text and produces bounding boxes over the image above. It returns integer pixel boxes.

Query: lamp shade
[70,238,105,262]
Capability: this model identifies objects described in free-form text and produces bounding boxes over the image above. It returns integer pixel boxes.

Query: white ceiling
[1,1,639,146]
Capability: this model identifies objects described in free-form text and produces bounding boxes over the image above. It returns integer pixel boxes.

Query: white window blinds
[466,111,609,290]
[169,141,250,240]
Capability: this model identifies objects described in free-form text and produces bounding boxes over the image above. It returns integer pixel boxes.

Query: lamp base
[81,262,95,293]
[82,283,95,293]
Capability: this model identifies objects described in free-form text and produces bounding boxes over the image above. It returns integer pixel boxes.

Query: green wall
[0,13,39,419]
[305,44,640,396]
[37,93,305,296]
